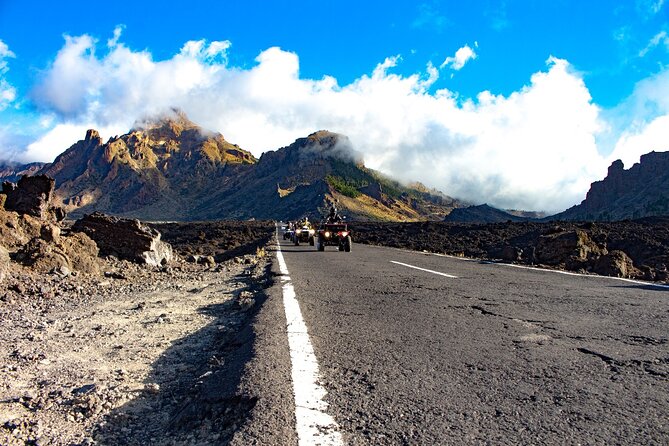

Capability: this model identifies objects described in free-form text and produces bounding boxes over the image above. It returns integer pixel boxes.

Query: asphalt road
[233,230,669,445]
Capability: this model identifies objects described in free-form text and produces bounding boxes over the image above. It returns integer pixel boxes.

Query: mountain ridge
[553,151,669,221]
[5,112,465,221]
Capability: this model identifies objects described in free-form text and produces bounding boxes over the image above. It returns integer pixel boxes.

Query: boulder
[593,250,637,278]
[14,232,100,275]
[40,224,61,243]
[535,229,604,268]
[0,209,44,250]
[2,175,53,218]
[59,232,100,274]
[72,212,173,266]
[488,245,523,262]
[1,175,66,221]
[15,238,69,273]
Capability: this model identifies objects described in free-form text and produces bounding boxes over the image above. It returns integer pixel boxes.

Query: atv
[316,223,352,252]
[293,225,315,246]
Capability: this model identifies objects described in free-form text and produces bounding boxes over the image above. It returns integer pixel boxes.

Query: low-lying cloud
[3,28,669,213]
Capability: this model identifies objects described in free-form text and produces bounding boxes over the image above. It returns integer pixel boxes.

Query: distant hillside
[0,162,46,183]
[21,111,464,221]
[187,130,466,221]
[444,204,530,223]
[552,151,669,221]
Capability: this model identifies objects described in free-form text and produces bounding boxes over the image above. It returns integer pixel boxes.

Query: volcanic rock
[593,250,637,278]
[14,232,100,275]
[535,229,605,268]
[73,212,173,266]
[0,208,43,250]
[1,175,63,220]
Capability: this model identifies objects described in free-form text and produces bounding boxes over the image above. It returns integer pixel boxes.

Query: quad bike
[293,225,315,246]
[316,223,352,252]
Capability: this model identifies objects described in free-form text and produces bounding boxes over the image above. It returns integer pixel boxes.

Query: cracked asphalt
[255,235,669,445]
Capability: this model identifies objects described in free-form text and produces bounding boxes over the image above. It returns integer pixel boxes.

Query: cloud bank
[4,29,669,213]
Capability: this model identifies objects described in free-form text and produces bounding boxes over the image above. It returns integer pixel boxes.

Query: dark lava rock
[1,175,65,220]
[535,229,605,266]
[73,212,173,267]
[593,250,637,278]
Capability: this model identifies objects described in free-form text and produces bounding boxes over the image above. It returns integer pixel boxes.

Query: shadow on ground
[93,262,272,445]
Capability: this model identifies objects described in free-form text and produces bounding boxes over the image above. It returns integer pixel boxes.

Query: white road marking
[381,245,669,290]
[390,260,458,278]
[275,228,344,446]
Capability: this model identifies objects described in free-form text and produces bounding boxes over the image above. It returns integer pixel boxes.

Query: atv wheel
[309,236,315,246]
[294,236,299,246]
[317,238,325,251]
[344,236,352,252]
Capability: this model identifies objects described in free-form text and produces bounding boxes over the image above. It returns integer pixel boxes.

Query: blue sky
[0,0,668,212]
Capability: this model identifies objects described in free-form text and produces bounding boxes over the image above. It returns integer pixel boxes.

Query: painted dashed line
[382,245,669,290]
[275,228,344,446]
[390,260,458,278]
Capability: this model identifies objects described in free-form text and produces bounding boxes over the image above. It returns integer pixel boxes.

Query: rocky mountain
[553,151,669,221]
[173,129,465,221]
[25,111,463,221]
[0,162,46,183]
[40,110,256,220]
[444,204,531,223]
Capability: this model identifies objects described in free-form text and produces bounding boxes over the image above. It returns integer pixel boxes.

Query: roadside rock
[73,212,173,267]
[535,229,605,269]
[14,232,100,275]
[593,250,637,278]
[488,245,523,262]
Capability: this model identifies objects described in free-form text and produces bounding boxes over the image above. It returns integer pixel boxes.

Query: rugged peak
[552,149,669,221]
[608,159,624,176]
[85,129,101,142]
[131,108,203,140]
[306,130,341,142]
[295,130,362,164]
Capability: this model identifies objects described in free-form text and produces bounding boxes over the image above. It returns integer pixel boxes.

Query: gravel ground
[1,245,272,446]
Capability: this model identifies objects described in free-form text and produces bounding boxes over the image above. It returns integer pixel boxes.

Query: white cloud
[0,40,16,111]
[6,30,669,213]
[639,30,669,56]
[606,68,669,166]
[107,25,125,48]
[440,44,478,70]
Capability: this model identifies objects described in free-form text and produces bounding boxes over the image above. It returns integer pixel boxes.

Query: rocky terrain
[0,175,276,445]
[1,244,272,446]
[351,218,669,282]
[555,151,669,221]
